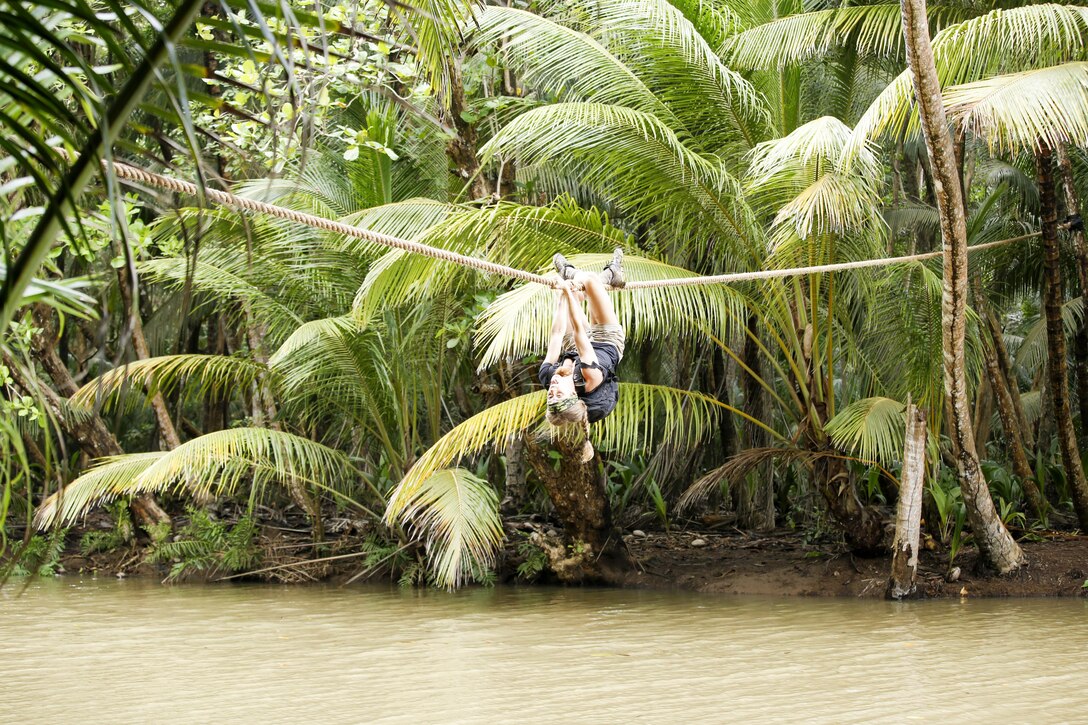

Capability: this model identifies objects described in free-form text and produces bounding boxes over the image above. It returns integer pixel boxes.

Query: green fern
[146,508,261,581]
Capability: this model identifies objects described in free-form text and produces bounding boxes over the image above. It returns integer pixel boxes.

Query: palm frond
[480,102,764,259]
[851,4,1088,147]
[945,62,1088,152]
[268,316,360,366]
[393,467,503,589]
[533,0,772,155]
[1015,297,1085,373]
[678,446,818,513]
[71,355,269,413]
[132,428,354,501]
[727,4,958,69]
[35,452,165,528]
[140,257,305,343]
[353,198,629,318]
[473,6,673,121]
[824,396,907,465]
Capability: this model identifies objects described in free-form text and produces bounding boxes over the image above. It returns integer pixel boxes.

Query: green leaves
[945,62,1088,153]
[824,396,907,466]
[852,3,1088,146]
[71,354,269,414]
[481,103,763,259]
[37,429,356,528]
[392,468,503,589]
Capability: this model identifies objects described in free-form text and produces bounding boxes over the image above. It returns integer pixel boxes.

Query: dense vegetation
[2,0,1087,589]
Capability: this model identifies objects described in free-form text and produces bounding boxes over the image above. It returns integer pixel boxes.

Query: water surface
[5,578,1087,723]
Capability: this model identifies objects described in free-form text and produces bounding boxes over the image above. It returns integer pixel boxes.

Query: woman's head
[545,395,594,463]
[545,395,588,427]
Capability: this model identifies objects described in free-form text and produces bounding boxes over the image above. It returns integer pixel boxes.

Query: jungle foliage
[2,0,1088,587]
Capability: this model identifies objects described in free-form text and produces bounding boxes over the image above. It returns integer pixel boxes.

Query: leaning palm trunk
[1056,144,1088,448]
[1035,145,1088,527]
[971,282,1045,519]
[900,0,1024,572]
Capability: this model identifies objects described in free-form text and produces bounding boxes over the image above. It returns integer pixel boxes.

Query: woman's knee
[574,271,604,293]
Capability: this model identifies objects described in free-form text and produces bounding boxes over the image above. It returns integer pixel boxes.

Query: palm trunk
[1035,144,1088,526]
[900,0,1023,572]
[1056,144,1088,447]
[116,263,182,450]
[736,316,774,530]
[446,57,489,200]
[972,289,1045,518]
[500,433,528,516]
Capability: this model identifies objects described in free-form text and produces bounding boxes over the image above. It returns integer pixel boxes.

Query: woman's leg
[571,271,620,326]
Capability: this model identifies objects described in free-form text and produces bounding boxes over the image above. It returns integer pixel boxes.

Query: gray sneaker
[553,252,578,281]
[599,247,625,288]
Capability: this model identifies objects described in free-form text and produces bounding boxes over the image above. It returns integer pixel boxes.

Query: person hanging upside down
[539,249,626,451]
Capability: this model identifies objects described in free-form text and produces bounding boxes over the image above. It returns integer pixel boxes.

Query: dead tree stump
[524,428,630,584]
[887,402,927,600]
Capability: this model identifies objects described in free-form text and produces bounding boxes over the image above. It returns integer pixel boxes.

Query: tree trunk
[116,264,182,450]
[446,56,490,200]
[974,291,1045,518]
[972,373,992,455]
[900,0,1023,572]
[986,307,1035,451]
[500,433,528,517]
[1035,144,1088,527]
[736,316,775,529]
[813,454,886,553]
[1056,144,1088,448]
[887,402,926,599]
[524,431,629,583]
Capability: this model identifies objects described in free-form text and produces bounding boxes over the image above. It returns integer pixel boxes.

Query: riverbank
[612,528,1088,598]
[41,508,1088,597]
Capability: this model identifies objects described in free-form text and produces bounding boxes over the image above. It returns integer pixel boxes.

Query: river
[4,578,1087,723]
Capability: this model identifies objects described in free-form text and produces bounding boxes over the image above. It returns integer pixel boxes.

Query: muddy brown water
[5,579,1088,723]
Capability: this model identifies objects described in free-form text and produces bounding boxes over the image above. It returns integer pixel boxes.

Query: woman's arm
[544,286,571,364]
[562,286,604,391]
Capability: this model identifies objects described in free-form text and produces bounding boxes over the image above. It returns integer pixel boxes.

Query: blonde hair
[545,398,594,462]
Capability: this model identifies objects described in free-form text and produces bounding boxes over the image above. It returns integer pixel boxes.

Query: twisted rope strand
[105,159,1037,290]
[109,160,558,288]
[622,234,1040,289]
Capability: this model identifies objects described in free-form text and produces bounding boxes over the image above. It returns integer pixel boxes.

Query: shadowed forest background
[2,0,1088,591]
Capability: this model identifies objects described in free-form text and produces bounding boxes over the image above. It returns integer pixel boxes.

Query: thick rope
[622,234,1040,289]
[104,158,1037,290]
[108,159,558,288]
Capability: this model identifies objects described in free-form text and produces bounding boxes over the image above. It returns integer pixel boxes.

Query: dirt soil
[45,509,1088,597]
[612,528,1088,598]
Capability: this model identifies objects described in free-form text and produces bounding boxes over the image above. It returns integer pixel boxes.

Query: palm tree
[380,0,974,567]
[943,61,1088,526]
[895,0,1024,573]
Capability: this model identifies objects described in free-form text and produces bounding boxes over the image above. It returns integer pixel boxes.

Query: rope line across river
[105,159,1039,289]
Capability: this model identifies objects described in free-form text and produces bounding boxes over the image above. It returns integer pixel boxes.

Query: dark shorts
[539,342,621,423]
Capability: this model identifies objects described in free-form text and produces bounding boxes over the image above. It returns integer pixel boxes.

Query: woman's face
[547,359,578,404]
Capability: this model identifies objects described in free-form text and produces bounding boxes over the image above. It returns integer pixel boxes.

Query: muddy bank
[609,528,1088,598]
[42,508,1088,597]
